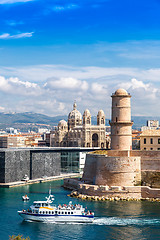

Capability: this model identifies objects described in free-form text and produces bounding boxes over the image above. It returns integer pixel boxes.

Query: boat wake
[25,217,160,226]
[93,217,160,226]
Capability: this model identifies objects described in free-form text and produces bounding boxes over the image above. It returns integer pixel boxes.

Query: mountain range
[0,112,159,132]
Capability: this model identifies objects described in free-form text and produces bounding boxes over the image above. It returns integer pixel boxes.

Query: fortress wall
[94,155,141,186]
[82,153,141,186]
[99,150,160,187]
[82,154,99,183]
[107,150,160,171]
[64,178,160,199]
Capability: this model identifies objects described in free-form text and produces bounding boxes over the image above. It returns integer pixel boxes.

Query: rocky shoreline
[68,190,160,202]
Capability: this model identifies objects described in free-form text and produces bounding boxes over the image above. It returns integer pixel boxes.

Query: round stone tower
[109,88,133,150]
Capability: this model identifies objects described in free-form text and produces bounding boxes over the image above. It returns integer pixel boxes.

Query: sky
[0,0,160,117]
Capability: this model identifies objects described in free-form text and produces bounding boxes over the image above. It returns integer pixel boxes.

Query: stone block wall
[82,153,141,186]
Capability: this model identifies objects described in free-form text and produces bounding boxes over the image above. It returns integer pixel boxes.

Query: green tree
[9,234,30,240]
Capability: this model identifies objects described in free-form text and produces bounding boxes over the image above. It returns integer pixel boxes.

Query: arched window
[101,118,104,124]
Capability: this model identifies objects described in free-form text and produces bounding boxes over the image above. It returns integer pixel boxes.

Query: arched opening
[101,143,104,148]
[92,133,98,147]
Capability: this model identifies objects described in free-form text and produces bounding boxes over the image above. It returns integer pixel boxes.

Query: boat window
[65,212,67,214]
[62,212,64,214]
[49,211,51,214]
[55,211,57,214]
[58,212,60,214]
[71,212,73,214]
[43,211,45,214]
[68,212,70,214]
[52,211,54,214]
[42,203,44,207]
[40,211,41,214]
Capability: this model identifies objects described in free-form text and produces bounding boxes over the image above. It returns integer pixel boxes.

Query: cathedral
[53,102,108,148]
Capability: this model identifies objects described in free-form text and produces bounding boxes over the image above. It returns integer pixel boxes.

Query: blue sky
[0,0,160,117]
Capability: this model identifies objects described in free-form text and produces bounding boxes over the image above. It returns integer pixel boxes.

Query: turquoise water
[1,180,160,240]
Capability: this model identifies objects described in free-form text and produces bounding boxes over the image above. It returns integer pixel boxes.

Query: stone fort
[64,88,160,199]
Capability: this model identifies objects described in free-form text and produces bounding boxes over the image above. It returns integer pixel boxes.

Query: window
[150,148,153,150]
[150,138,153,144]
[52,211,54,214]
[158,148,160,150]
[62,212,64,214]
[71,212,73,214]
[55,211,57,214]
[158,139,160,144]
[144,148,146,150]
[65,212,67,214]
[144,138,146,144]
[68,212,70,214]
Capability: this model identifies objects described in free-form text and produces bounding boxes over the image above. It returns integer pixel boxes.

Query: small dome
[115,88,128,96]
[83,109,91,116]
[58,119,67,126]
[98,109,104,116]
[68,102,82,120]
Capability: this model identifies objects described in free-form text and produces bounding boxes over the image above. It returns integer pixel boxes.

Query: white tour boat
[18,190,94,223]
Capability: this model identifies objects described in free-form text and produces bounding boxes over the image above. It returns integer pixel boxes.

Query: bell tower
[109,88,133,150]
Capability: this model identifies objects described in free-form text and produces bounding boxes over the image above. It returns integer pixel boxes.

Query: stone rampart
[82,153,141,186]
[63,178,160,199]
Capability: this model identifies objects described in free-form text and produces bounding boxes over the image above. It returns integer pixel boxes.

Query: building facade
[140,129,160,151]
[52,102,107,148]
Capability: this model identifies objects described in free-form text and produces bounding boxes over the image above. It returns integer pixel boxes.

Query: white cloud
[45,77,88,91]
[0,76,41,96]
[5,20,24,26]
[0,32,34,39]
[0,106,5,111]
[0,65,160,117]
[0,0,33,4]
[52,4,79,12]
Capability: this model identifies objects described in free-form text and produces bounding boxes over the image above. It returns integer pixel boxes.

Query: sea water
[0,180,160,240]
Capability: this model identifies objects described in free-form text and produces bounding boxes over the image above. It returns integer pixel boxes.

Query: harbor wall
[63,178,160,199]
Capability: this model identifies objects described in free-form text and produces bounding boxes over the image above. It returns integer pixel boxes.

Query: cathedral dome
[83,109,91,116]
[68,102,82,120]
[115,88,128,96]
[58,119,67,127]
[97,109,104,116]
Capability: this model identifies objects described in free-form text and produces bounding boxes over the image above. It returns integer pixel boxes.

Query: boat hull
[18,211,94,223]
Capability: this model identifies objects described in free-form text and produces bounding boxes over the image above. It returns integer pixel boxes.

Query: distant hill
[132,116,160,130]
[0,112,159,131]
[0,112,67,132]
